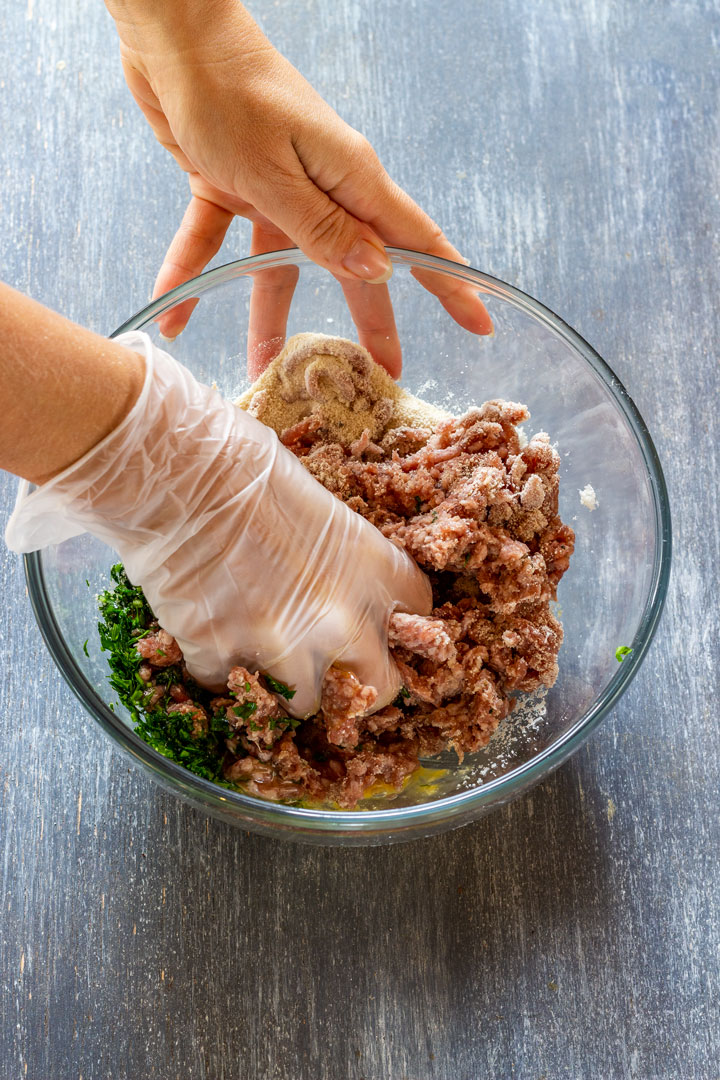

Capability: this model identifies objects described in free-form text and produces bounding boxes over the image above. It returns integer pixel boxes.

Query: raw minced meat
[105,335,574,809]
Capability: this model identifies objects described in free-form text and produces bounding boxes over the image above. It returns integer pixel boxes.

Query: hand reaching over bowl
[105,0,492,375]
[1,294,431,719]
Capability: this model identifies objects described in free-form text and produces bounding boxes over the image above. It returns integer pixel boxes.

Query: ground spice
[234,332,449,443]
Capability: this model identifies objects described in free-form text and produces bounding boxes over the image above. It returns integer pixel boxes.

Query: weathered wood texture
[1,1,718,1077]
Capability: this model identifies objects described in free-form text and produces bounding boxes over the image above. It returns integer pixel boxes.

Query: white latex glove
[5,332,431,717]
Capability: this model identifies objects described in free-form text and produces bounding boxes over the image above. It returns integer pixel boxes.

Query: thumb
[249,168,393,285]
[336,543,432,709]
[336,624,405,713]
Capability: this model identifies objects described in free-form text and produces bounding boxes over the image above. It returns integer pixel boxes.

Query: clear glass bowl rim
[23,248,672,833]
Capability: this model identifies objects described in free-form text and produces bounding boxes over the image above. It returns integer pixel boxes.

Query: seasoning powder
[234,332,449,443]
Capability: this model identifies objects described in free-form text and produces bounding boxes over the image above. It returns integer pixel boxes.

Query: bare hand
[108,0,492,375]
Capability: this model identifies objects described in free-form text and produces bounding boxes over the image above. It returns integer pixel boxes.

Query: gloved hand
[5,331,431,717]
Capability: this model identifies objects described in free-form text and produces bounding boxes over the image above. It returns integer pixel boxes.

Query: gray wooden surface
[1,1,718,1077]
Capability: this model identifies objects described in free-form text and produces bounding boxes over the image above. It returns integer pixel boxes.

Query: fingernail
[159,332,178,344]
[342,239,392,284]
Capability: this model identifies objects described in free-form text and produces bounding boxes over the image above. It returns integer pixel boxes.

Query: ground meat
[279,413,325,452]
[520,473,546,510]
[136,629,183,668]
[144,684,166,709]
[169,683,192,703]
[224,738,316,803]
[380,425,435,457]
[320,668,378,748]
[349,429,384,460]
[227,667,286,725]
[388,612,457,663]
[332,742,419,809]
[132,367,573,809]
[225,666,292,755]
[241,389,573,804]
[167,701,209,738]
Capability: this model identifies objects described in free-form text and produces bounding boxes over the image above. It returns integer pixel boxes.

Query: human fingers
[247,221,299,379]
[370,209,492,337]
[337,278,402,378]
[247,234,400,380]
[317,145,493,335]
[246,150,394,289]
[152,195,234,340]
[410,265,493,335]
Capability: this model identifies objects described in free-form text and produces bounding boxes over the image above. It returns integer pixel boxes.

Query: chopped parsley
[393,685,411,707]
[95,563,307,790]
[82,639,89,658]
[97,564,232,785]
[264,673,296,700]
[615,645,633,662]
[232,701,257,721]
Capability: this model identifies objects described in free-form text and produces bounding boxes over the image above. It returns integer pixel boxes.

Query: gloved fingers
[334,621,403,712]
[253,651,327,721]
[252,604,368,720]
[370,537,433,619]
[181,656,232,696]
[264,621,402,721]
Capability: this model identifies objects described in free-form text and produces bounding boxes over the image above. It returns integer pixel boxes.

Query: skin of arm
[104,0,492,375]
[0,284,144,485]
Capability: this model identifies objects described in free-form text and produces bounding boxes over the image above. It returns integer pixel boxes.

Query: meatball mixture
[130,337,574,808]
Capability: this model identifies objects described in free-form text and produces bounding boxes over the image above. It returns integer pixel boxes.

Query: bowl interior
[27,251,669,827]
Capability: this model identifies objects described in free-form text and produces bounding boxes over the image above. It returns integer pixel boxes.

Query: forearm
[0,284,144,485]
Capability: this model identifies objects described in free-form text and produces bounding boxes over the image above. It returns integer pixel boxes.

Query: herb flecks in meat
[98,565,231,785]
[264,674,297,700]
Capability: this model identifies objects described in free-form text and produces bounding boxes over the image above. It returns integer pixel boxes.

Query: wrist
[106,0,271,65]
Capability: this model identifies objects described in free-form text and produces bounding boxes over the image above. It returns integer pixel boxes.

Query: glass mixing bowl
[24,249,671,845]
